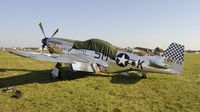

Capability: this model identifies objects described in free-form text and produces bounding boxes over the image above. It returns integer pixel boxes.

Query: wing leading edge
[8,50,108,67]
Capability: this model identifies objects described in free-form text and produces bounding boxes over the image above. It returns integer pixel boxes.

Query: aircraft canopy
[72,38,119,58]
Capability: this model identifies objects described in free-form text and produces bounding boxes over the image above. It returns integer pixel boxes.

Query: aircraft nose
[41,38,49,49]
[42,38,48,44]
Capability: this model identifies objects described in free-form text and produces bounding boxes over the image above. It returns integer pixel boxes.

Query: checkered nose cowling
[162,43,185,62]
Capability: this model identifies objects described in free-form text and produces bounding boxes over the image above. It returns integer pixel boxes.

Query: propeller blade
[39,23,46,37]
[42,44,45,50]
[51,28,59,38]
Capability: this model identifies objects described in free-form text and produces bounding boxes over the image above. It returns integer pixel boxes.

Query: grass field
[0,50,199,112]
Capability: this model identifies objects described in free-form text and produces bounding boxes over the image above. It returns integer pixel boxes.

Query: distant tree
[154,47,164,55]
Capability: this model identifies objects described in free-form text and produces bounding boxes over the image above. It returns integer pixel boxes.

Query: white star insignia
[117,54,128,66]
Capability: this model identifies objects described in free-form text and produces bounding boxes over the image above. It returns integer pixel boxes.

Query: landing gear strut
[50,62,62,79]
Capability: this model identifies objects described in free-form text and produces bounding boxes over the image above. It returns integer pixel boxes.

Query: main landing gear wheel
[50,62,62,79]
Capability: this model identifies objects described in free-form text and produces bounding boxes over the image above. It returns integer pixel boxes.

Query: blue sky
[0,0,200,50]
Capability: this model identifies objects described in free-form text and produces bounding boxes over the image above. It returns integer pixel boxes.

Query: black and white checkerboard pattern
[163,43,185,62]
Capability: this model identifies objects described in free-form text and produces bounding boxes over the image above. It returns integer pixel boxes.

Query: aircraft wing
[8,50,108,67]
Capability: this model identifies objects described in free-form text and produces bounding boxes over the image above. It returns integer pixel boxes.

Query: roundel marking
[115,53,130,67]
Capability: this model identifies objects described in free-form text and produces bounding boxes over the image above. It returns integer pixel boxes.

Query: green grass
[0,51,200,112]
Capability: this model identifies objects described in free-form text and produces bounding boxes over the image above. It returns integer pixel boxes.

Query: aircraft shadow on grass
[0,67,142,88]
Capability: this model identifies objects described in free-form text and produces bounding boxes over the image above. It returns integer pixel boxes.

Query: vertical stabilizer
[162,43,185,74]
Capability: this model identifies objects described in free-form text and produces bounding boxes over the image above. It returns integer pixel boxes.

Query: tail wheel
[140,71,147,79]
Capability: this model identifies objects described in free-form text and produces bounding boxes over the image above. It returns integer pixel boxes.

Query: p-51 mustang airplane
[8,23,185,79]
